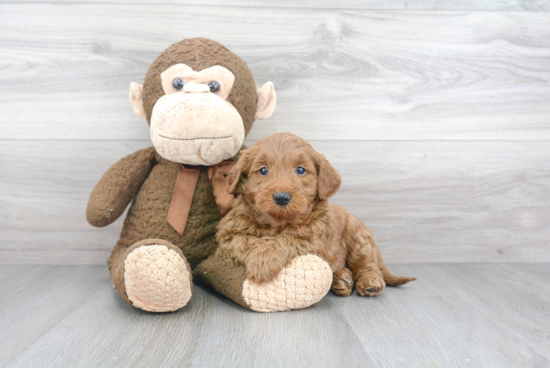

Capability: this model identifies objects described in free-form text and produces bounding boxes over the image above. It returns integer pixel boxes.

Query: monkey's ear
[316,153,342,200]
[129,82,146,119]
[255,82,276,120]
[227,149,252,194]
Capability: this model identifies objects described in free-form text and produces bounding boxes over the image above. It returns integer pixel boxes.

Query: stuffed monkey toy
[87,38,334,313]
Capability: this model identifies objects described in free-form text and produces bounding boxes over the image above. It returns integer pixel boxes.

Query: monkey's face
[129,38,277,166]
[149,64,244,166]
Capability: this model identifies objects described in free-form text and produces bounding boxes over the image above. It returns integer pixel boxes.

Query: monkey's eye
[259,167,268,176]
[208,81,220,93]
[295,167,306,175]
[172,78,184,91]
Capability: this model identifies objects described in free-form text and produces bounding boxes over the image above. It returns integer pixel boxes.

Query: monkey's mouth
[158,134,233,141]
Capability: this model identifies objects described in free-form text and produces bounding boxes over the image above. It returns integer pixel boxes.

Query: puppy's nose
[273,192,291,207]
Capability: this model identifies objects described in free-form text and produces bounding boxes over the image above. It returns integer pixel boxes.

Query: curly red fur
[216,133,415,296]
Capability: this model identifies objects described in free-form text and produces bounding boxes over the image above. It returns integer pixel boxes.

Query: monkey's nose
[183,82,210,93]
[273,192,291,207]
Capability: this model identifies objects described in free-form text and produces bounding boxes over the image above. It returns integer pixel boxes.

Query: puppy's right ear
[227,148,251,194]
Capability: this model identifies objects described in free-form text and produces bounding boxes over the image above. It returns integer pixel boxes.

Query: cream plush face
[130,57,277,166]
[149,64,244,166]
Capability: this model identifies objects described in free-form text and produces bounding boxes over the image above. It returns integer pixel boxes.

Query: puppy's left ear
[316,154,341,200]
[227,148,251,194]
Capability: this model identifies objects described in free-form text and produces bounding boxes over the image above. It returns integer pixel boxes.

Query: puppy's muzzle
[273,192,291,207]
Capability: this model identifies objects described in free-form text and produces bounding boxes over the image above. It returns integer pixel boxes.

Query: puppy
[215,132,415,297]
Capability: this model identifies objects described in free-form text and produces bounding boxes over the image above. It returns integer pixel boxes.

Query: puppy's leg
[217,234,299,284]
[354,264,386,297]
[243,237,298,284]
[332,268,354,296]
[343,214,387,297]
[343,213,415,296]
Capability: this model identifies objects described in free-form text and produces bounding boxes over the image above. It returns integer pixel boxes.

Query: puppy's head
[227,132,341,220]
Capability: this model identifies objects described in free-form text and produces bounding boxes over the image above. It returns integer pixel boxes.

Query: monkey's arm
[86,146,156,227]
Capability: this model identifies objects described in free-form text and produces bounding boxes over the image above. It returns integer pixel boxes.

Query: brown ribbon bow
[167,160,235,235]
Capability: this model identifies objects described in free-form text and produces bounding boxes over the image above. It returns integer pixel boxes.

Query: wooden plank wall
[0,2,549,264]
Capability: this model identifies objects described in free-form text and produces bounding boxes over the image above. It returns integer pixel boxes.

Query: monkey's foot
[242,254,333,313]
[124,244,193,312]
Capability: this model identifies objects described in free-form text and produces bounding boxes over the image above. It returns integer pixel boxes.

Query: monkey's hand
[86,147,156,227]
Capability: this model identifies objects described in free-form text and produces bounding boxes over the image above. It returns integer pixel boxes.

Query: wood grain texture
[0,0,548,11]
[1,3,549,265]
[1,140,548,264]
[0,265,107,364]
[335,263,550,367]
[1,5,549,141]
[1,264,549,367]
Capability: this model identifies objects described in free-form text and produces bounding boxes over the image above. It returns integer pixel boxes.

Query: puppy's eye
[295,166,306,175]
[172,78,184,91]
[259,167,268,176]
[208,81,220,93]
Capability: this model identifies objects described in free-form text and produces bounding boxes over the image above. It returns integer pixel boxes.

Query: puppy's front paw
[356,275,386,297]
[242,254,332,312]
[332,268,354,296]
[245,260,284,285]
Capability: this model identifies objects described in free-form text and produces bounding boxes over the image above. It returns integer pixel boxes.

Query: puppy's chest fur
[217,199,349,272]
[275,203,348,271]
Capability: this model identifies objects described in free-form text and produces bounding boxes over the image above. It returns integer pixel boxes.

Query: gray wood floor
[0,263,548,367]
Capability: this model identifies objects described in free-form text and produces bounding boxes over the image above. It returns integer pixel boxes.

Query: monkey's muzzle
[150,93,245,166]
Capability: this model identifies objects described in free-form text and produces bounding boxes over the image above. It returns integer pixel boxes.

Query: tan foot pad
[124,245,192,312]
[242,254,332,313]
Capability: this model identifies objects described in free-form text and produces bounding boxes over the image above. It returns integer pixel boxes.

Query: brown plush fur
[87,38,258,307]
[89,148,224,303]
[215,133,415,296]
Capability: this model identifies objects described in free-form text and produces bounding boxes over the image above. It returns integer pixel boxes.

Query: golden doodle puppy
[216,132,415,297]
